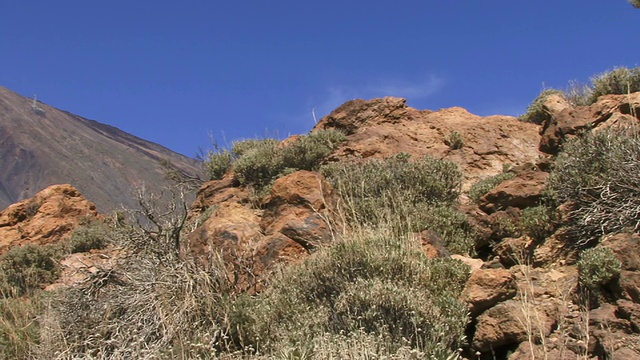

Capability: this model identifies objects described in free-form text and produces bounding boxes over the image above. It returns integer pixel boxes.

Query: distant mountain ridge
[0,86,201,212]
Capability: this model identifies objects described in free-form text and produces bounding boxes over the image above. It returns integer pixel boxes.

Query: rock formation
[0,184,98,254]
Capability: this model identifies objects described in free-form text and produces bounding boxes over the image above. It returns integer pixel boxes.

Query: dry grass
[547,127,640,247]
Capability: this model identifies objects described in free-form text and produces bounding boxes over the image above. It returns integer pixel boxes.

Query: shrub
[0,295,43,359]
[250,228,470,358]
[468,171,516,203]
[322,154,462,211]
[280,129,346,170]
[0,244,65,297]
[231,130,345,191]
[519,89,565,124]
[321,155,475,253]
[578,247,622,294]
[521,205,557,241]
[547,128,640,246]
[414,204,477,255]
[564,80,593,106]
[445,130,464,150]
[232,138,283,189]
[45,256,244,358]
[589,67,640,103]
[491,214,522,240]
[68,221,113,253]
[203,148,234,180]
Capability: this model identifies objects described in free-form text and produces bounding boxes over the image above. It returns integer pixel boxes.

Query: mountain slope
[0,86,201,212]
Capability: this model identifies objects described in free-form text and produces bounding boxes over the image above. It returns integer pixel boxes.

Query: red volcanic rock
[261,170,337,250]
[187,170,338,292]
[540,92,640,154]
[463,268,517,316]
[478,169,549,214]
[314,97,543,190]
[0,184,99,254]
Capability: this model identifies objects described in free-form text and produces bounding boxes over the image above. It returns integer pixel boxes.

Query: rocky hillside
[0,86,201,212]
[2,82,640,359]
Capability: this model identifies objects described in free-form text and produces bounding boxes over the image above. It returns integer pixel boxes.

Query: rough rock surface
[478,168,549,214]
[314,97,543,190]
[0,184,99,254]
[187,170,337,292]
[463,268,517,316]
[540,92,640,154]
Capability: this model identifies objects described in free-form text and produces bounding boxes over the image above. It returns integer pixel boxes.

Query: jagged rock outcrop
[0,184,98,254]
[187,170,337,292]
[314,97,543,190]
[539,92,640,154]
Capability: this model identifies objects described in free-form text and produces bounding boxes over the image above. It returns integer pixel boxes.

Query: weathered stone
[473,299,557,352]
[478,170,549,214]
[540,92,640,154]
[0,184,99,254]
[315,97,542,190]
[463,268,517,316]
[261,170,337,250]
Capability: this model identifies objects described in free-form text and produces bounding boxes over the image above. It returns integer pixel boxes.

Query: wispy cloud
[312,75,445,118]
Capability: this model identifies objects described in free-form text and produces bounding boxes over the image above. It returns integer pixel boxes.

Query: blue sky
[1,1,638,157]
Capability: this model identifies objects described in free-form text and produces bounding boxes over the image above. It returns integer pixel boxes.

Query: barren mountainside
[0,86,201,212]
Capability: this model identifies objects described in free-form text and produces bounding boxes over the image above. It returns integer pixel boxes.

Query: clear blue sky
[1,1,638,157]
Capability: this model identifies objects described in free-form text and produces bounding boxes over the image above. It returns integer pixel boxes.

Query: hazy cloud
[313,75,445,118]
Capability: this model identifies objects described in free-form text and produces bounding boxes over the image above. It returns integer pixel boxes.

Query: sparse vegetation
[468,171,516,202]
[519,89,564,124]
[520,66,640,122]
[589,67,640,103]
[577,247,621,295]
[0,294,43,359]
[203,130,346,193]
[67,221,113,253]
[0,243,65,297]
[251,227,470,358]
[547,127,640,246]
[445,130,465,150]
[521,205,557,241]
[322,154,476,254]
[6,64,640,358]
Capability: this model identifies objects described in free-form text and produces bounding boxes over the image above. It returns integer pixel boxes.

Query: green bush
[203,148,234,180]
[468,171,516,203]
[212,130,345,191]
[321,154,475,254]
[323,155,476,255]
[491,214,522,240]
[521,205,557,241]
[445,130,464,150]
[589,67,640,103]
[233,138,283,189]
[250,229,470,357]
[68,221,113,253]
[280,129,346,170]
[414,204,477,255]
[578,247,622,293]
[0,244,65,297]
[548,128,640,246]
[519,89,565,124]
